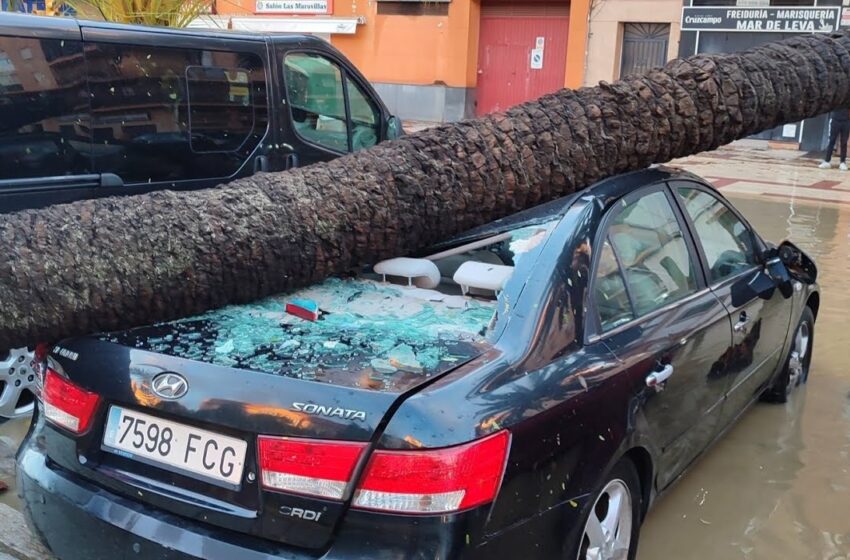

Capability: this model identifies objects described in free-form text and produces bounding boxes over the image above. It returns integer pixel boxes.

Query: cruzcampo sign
[255,0,332,14]
[681,6,840,33]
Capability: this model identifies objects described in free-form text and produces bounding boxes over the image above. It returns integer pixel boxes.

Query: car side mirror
[386,116,404,140]
[730,269,776,307]
[778,241,817,284]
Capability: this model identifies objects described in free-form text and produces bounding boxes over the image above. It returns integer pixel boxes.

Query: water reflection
[638,193,850,559]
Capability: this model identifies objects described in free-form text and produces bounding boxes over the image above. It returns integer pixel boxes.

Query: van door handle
[646,364,674,388]
[733,311,749,333]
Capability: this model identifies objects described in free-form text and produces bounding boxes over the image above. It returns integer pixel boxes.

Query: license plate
[102,406,247,488]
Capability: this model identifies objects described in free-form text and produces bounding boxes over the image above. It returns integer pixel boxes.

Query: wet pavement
[638,143,850,559]
[1,142,849,559]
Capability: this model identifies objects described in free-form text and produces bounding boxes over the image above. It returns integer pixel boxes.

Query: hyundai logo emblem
[151,372,189,400]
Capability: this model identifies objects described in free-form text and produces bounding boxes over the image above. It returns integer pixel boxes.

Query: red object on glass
[42,368,101,434]
[352,431,511,514]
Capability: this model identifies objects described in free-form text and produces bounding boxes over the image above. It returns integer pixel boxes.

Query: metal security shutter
[476,1,570,115]
[620,23,670,78]
[480,2,570,18]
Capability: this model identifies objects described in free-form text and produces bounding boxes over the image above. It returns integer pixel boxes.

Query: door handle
[733,311,749,333]
[646,364,674,388]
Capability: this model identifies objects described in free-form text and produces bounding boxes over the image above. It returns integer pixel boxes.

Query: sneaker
[819,161,832,169]
[841,162,848,171]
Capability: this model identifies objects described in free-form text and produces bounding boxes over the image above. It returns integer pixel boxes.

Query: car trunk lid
[46,277,495,549]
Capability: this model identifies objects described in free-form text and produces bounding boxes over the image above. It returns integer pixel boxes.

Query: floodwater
[638,147,850,559]
[1,145,849,559]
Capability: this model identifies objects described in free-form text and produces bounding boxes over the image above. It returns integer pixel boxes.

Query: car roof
[0,12,326,47]
[583,165,707,200]
[422,165,708,254]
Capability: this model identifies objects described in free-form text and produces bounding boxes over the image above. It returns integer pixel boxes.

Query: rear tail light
[43,368,101,434]
[258,436,367,500]
[352,431,510,514]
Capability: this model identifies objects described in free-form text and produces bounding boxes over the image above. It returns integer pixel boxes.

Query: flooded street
[1,143,849,559]
[638,144,850,559]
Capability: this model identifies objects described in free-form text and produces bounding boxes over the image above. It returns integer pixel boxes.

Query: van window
[283,52,349,153]
[85,43,268,184]
[346,78,380,151]
[0,36,91,181]
[186,66,255,152]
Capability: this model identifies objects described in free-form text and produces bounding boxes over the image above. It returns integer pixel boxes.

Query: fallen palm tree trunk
[2,32,850,349]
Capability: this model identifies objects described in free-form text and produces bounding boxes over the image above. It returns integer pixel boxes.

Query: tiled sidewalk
[673,141,850,206]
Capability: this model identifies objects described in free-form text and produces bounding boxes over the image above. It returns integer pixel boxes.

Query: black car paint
[0,13,395,214]
[18,167,819,559]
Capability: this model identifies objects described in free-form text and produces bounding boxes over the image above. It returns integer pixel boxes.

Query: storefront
[201,0,591,122]
[679,1,843,151]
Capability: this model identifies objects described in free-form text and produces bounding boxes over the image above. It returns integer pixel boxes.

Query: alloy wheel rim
[578,479,633,560]
[0,347,37,420]
[787,322,810,393]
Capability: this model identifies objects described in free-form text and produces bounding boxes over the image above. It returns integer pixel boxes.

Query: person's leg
[839,122,849,163]
[825,123,840,163]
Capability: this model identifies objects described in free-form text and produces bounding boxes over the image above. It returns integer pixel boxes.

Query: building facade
[678,0,845,151]
[208,0,591,122]
[584,0,683,87]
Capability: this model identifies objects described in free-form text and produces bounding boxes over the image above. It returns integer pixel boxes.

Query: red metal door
[476,2,570,116]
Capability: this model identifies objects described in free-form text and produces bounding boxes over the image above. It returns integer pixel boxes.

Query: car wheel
[574,458,642,560]
[0,347,38,422]
[763,306,814,404]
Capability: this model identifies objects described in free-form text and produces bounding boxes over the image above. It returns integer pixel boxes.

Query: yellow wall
[583,0,681,87]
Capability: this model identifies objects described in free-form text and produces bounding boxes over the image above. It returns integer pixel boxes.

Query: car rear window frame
[585,182,709,342]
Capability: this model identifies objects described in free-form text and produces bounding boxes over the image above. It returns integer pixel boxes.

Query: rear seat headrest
[373,257,441,289]
[452,261,514,295]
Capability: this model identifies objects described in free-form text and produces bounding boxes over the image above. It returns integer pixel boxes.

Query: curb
[0,504,54,560]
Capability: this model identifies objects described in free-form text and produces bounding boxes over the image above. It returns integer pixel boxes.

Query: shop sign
[255,0,331,14]
[842,7,850,28]
[681,6,839,32]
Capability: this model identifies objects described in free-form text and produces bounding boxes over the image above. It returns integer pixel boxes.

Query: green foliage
[64,0,213,27]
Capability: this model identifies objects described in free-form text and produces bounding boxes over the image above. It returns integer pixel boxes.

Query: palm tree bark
[2,31,850,349]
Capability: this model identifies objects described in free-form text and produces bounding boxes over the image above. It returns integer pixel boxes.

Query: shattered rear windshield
[101,216,562,392]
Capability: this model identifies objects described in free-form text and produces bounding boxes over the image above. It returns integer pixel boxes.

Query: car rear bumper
[17,435,487,560]
[18,445,317,560]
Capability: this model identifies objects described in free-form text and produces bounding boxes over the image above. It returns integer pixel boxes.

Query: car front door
[671,181,793,428]
[589,184,734,489]
[272,47,383,169]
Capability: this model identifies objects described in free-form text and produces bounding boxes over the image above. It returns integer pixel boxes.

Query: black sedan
[18,167,818,560]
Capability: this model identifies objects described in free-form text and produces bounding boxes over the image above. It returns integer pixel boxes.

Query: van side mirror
[386,116,404,140]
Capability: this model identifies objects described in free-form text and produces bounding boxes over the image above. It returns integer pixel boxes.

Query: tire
[763,306,815,404]
[572,458,643,560]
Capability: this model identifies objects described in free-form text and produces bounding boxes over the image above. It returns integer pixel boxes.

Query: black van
[0,12,403,214]
[0,13,402,422]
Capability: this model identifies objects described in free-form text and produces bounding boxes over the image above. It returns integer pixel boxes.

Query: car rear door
[671,181,793,428]
[588,183,733,489]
